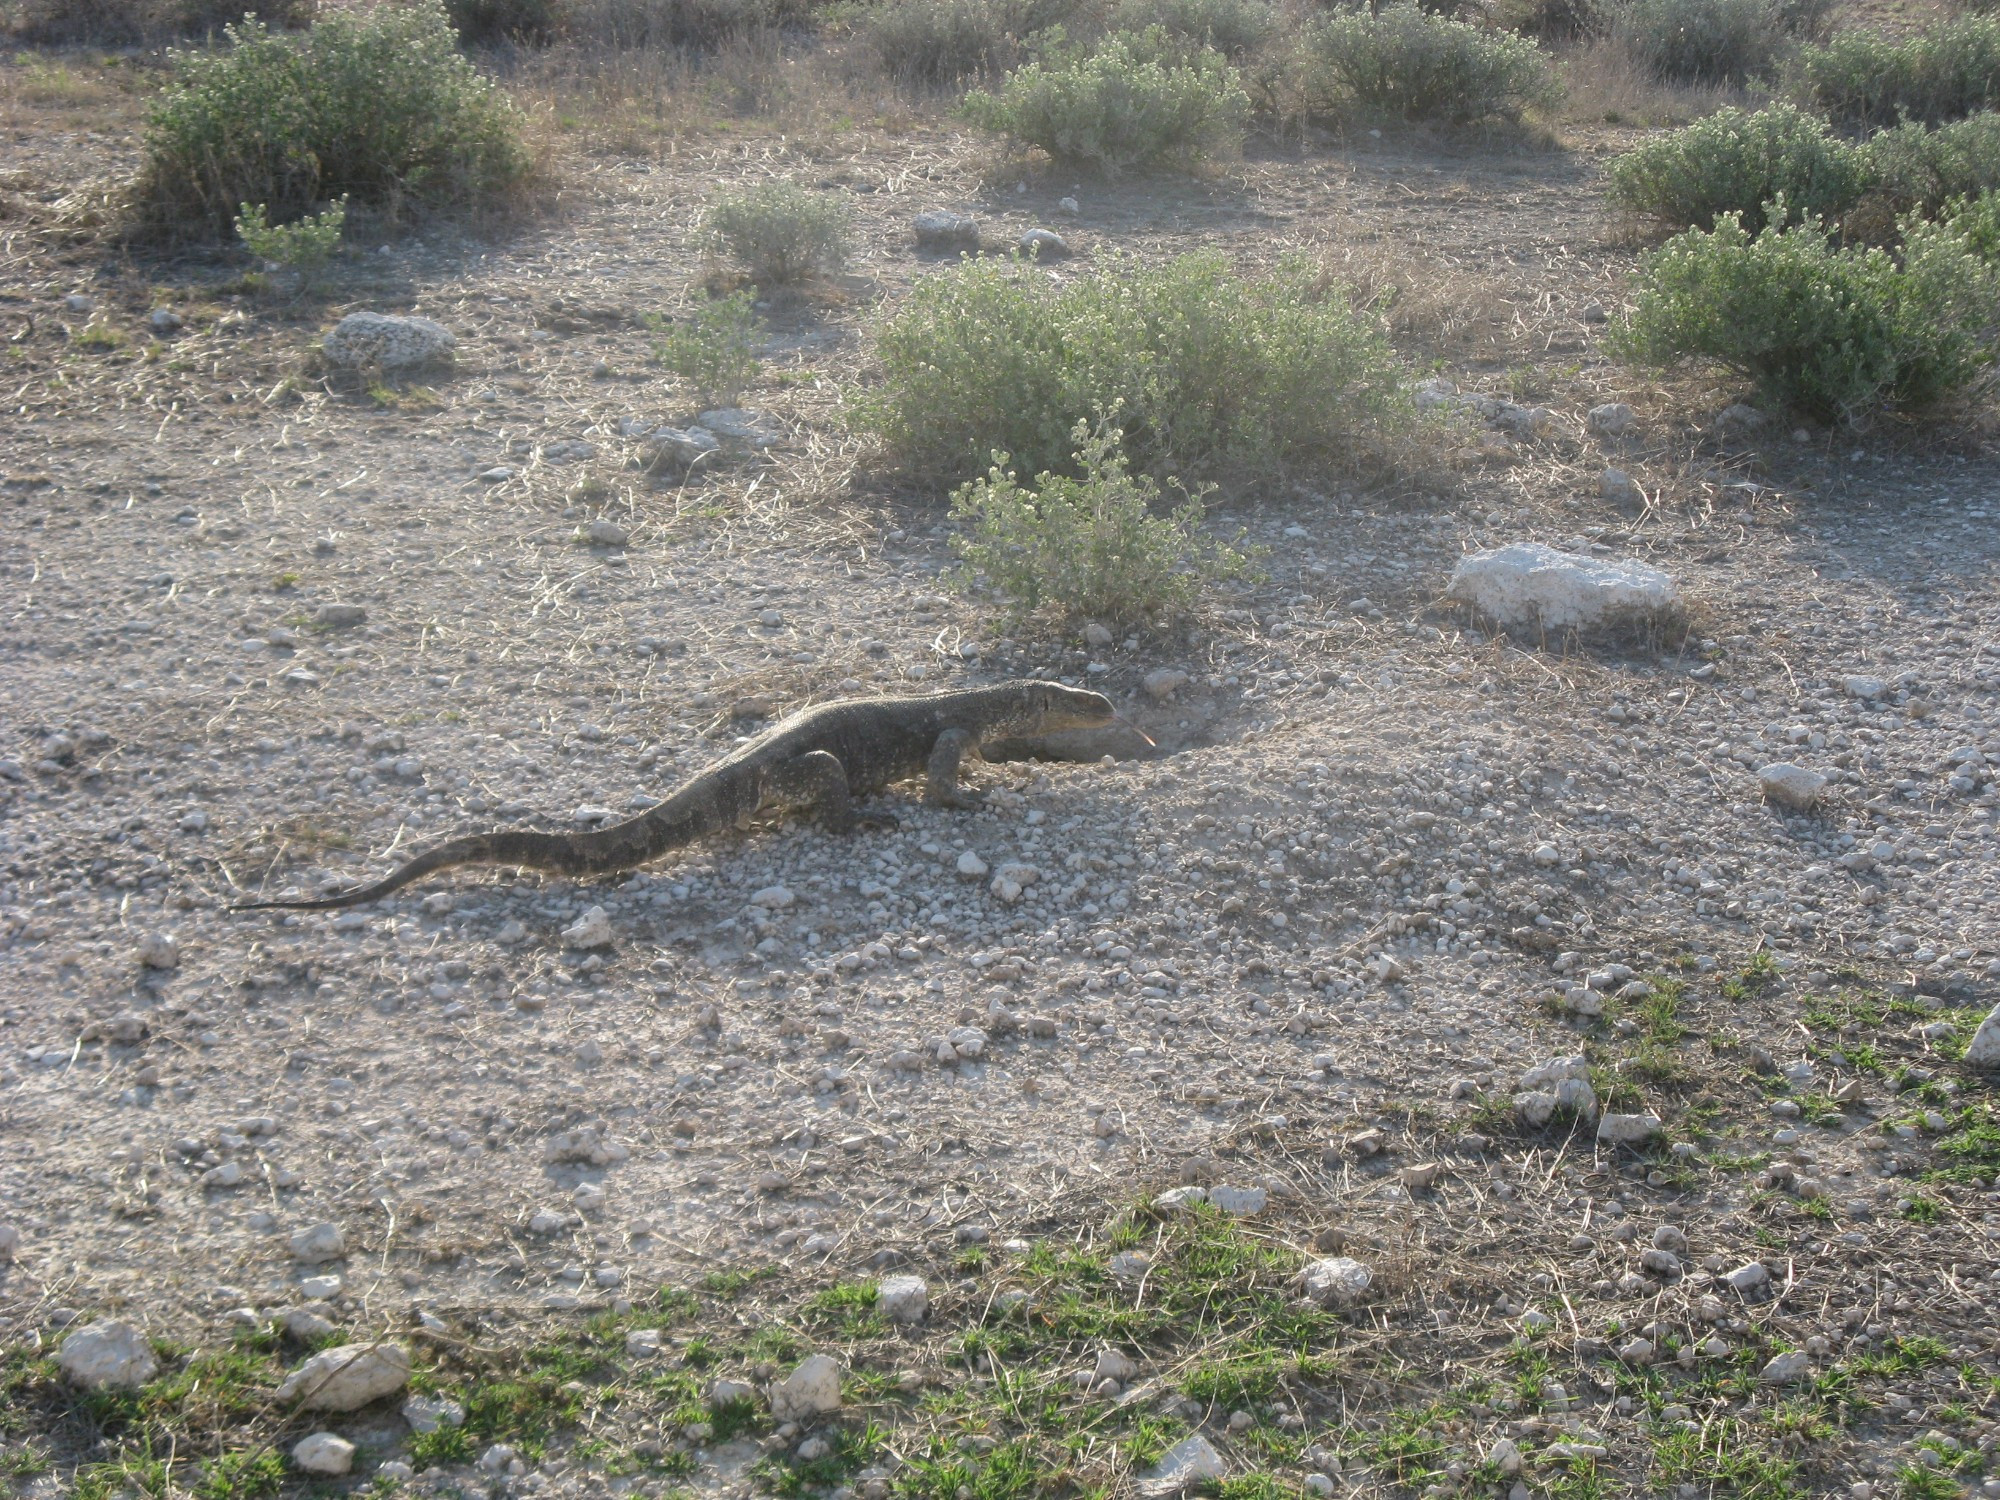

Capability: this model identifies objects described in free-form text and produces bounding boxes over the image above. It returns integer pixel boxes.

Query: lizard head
[1018,681,1124,735]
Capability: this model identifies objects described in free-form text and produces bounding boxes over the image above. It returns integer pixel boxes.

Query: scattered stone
[769,1354,843,1422]
[1588,402,1635,437]
[1083,622,1114,650]
[1018,228,1069,259]
[1209,1185,1268,1216]
[1759,1350,1810,1385]
[403,1394,466,1433]
[1600,468,1643,505]
[290,1222,346,1264]
[149,308,183,335]
[561,905,614,949]
[291,1432,354,1475]
[1297,1257,1372,1307]
[1597,1112,1663,1145]
[1844,675,1886,700]
[709,1378,757,1407]
[584,518,629,547]
[57,1321,159,1389]
[877,1274,929,1324]
[1139,1434,1228,1498]
[1962,1002,2000,1068]
[697,409,785,450]
[913,212,979,252]
[1488,1438,1524,1475]
[313,602,367,628]
[956,852,989,879]
[1143,668,1189,701]
[638,425,721,476]
[1758,763,1828,811]
[1447,543,1680,634]
[1094,1348,1138,1384]
[276,1343,412,1410]
[1713,403,1766,442]
[1724,1261,1771,1295]
[0,1223,17,1261]
[137,932,180,970]
[320,312,455,372]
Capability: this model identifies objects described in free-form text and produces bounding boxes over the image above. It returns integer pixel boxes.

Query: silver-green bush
[961,28,1251,175]
[953,416,1253,627]
[135,1,533,243]
[705,182,851,284]
[1605,104,1870,232]
[1618,210,1999,419]
[1794,16,2000,127]
[864,249,1408,485]
[1295,5,1559,123]
[857,0,1080,88]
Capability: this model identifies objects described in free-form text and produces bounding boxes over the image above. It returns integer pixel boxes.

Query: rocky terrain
[0,41,1997,1500]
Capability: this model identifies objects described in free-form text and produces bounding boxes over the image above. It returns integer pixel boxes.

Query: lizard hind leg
[924,727,986,809]
[772,748,860,834]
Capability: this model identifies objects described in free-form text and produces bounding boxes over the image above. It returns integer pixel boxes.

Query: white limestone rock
[1963,1002,2000,1068]
[877,1274,930,1325]
[276,1343,412,1410]
[1758,763,1828,811]
[769,1353,843,1422]
[320,313,455,372]
[1139,1434,1228,1498]
[1297,1256,1372,1307]
[291,1432,355,1474]
[1447,542,1680,634]
[58,1321,159,1389]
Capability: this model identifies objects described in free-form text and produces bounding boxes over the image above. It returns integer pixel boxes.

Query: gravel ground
[1,69,1997,1500]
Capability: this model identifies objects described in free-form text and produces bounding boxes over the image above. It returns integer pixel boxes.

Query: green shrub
[865,249,1407,485]
[962,28,1250,175]
[1946,189,2000,259]
[1795,16,2000,127]
[10,0,313,44]
[1618,210,1999,419]
[1605,103,1870,232]
[953,415,1252,626]
[557,0,818,50]
[135,1,533,244]
[650,291,762,403]
[705,182,850,283]
[1610,0,1802,82]
[1861,113,2000,218]
[1295,5,1559,124]
[858,0,1079,88]
[1111,0,1274,59]
[1492,0,1604,41]
[235,195,346,285]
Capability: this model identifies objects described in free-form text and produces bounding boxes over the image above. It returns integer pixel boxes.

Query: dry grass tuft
[1557,35,1762,127]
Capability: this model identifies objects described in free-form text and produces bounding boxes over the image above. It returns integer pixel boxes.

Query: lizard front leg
[924,728,985,809]
[771,749,860,833]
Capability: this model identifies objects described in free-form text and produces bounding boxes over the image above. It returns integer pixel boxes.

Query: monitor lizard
[233,680,1136,912]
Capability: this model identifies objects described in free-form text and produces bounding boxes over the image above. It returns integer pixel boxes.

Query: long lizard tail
[231,778,739,912]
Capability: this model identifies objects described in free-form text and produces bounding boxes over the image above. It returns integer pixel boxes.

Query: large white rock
[1758,763,1828,811]
[275,1343,411,1410]
[1964,1002,2000,1069]
[320,313,455,372]
[291,1432,355,1475]
[289,1222,345,1263]
[1297,1256,1373,1307]
[58,1321,159,1389]
[1447,542,1679,634]
[1139,1434,1229,1498]
[876,1274,929,1325]
[769,1353,843,1422]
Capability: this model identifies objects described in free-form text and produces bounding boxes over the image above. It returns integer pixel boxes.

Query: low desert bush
[556,0,816,49]
[1946,189,2000,259]
[1605,103,1870,231]
[856,0,1078,89]
[1795,16,2000,126]
[134,1,533,243]
[1111,0,1275,59]
[650,291,762,403]
[865,249,1408,485]
[1493,0,1605,41]
[1609,0,1811,82]
[10,0,313,44]
[1295,5,1559,123]
[1618,210,1999,419]
[235,195,345,287]
[704,182,850,283]
[961,28,1250,174]
[1861,113,2000,217]
[444,0,561,43]
[953,415,1252,626]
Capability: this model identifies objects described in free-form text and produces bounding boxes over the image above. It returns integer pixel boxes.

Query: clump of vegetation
[444,0,561,42]
[1605,103,1870,232]
[1618,209,2000,421]
[1861,113,2000,219]
[1111,0,1275,59]
[866,249,1408,485]
[234,195,346,288]
[961,28,1251,175]
[1794,15,2000,127]
[1493,0,1604,41]
[9,0,313,44]
[650,291,762,404]
[555,0,818,50]
[857,0,1078,88]
[953,415,1252,627]
[1610,0,1818,82]
[704,181,850,284]
[1294,5,1559,124]
[133,0,533,244]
